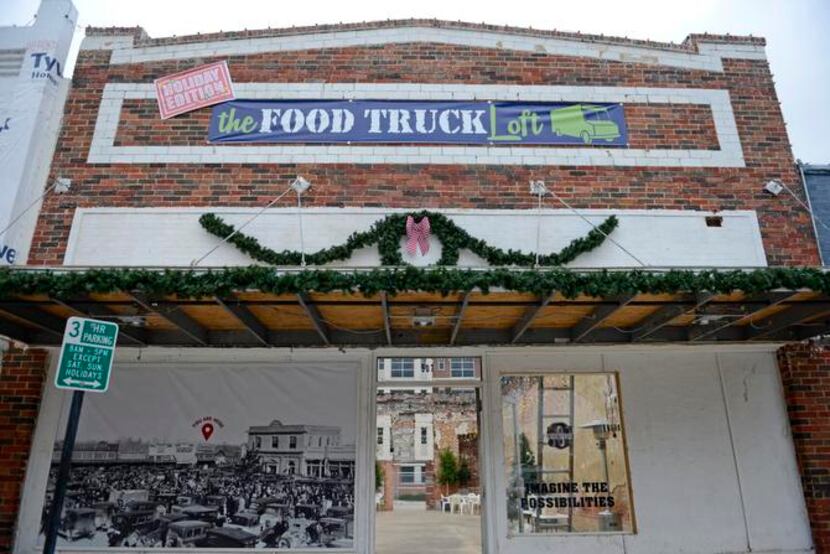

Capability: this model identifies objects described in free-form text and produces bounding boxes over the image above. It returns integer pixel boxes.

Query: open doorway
[374,357,483,554]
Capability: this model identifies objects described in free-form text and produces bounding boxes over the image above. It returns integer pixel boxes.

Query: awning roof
[1,266,830,347]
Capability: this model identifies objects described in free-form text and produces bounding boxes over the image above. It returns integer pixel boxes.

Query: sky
[2,0,829,163]
[56,364,358,444]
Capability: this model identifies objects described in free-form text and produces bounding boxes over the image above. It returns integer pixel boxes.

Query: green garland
[198,211,619,267]
[1,266,828,300]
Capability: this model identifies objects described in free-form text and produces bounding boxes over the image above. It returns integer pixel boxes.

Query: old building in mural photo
[35,364,358,549]
[1,0,830,553]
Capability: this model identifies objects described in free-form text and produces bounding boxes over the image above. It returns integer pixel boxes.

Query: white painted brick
[80,35,134,51]
[106,27,765,73]
[89,82,745,168]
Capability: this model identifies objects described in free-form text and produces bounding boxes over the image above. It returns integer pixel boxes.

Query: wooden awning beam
[131,292,208,346]
[215,294,270,347]
[297,293,331,345]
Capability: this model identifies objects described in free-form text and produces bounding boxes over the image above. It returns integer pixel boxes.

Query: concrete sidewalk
[376,508,481,554]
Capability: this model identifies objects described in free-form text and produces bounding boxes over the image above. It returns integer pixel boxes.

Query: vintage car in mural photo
[39,417,356,549]
[57,508,96,541]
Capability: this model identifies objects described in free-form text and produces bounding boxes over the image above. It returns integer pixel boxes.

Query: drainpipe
[797,160,825,266]
[0,336,8,376]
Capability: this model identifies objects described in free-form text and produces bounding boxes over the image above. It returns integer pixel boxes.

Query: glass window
[271,436,279,448]
[420,427,428,445]
[450,357,476,378]
[390,358,415,378]
[377,428,384,445]
[254,436,261,449]
[289,436,297,449]
[400,465,416,484]
[501,374,633,535]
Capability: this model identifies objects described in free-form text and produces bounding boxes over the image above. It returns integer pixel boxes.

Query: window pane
[390,358,415,378]
[501,374,633,534]
[450,357,475,378]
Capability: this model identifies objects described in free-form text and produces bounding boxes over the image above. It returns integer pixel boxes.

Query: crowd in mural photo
[40,444,355,549]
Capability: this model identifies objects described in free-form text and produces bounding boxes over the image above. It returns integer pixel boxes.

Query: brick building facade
[2,17,829,554]
[29,22,816,267]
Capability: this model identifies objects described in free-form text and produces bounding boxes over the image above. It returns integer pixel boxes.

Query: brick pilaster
[778,341,830,553]
[0,347,49,554]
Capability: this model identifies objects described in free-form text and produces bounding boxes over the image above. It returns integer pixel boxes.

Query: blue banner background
[208,100,628,146]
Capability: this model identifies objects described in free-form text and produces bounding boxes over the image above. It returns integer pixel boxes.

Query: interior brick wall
[0,347,49,554]
[778,341,830,553]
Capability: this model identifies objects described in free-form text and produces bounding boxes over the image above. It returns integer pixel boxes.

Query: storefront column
[0,347,49,553]
[778,341,830,553]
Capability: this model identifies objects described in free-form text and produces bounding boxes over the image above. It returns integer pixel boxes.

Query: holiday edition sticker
[155,61,234,119]
[208,100,628,146]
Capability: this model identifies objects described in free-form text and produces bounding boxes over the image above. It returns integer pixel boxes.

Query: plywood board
[601,306,665,329]
[177,305,246,331]
[247,305,316,330]
[317,305,384,330]
[140,313,179,331]
[461,306,526,329]
[530,304,596,328]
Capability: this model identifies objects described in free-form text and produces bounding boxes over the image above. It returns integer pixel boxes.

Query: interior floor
[375,509,481,554]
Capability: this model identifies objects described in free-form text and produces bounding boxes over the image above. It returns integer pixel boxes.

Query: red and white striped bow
[406,215,431,256]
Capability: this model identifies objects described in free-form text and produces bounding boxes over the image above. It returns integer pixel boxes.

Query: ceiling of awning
[1,267,829,347]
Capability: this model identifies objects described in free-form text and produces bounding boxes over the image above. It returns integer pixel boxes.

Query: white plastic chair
[467,493,480,515]
[439,496,452,513]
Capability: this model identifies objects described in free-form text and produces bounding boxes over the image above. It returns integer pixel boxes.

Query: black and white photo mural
[37,364,358,549]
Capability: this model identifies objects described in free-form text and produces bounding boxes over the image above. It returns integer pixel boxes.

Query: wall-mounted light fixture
[412,307,436,328]
[763,179,784,196]
[54,177,72,194]
[291,176,311,194]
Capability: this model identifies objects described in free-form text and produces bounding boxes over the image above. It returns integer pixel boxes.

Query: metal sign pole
[42,390,85,554]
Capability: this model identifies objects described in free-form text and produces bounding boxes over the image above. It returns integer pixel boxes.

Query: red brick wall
[379,461,396,512]
[28,31,818,266]
[778,342,830,553]
[457,433,480,489]
[0,347,49,554]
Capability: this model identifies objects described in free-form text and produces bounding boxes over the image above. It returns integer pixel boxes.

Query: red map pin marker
[201,422,214,441]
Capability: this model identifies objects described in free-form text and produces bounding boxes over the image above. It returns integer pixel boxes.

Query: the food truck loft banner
[208,100,628,146]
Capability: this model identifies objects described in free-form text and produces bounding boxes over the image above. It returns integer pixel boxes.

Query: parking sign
[54,317,119,393]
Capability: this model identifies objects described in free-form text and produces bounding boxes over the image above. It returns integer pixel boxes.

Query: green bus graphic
[550,104,621,145]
